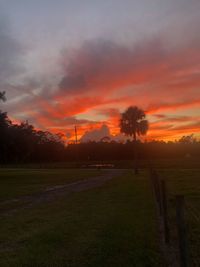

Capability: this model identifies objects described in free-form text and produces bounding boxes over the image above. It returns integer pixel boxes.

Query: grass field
[0,169,161,267]
[1,165,199,267]
[0,169,101,202]
[158,168,200,265]
[2,157,200,170]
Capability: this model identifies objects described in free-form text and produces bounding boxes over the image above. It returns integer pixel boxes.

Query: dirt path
[0,169,124,216]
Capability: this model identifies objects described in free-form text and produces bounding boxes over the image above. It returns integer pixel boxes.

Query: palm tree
[120,106,148,174]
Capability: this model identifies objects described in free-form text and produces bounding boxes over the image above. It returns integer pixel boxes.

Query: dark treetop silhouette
[0,91,6,102]
[120,106,148,141]
[0,96,199,165]
[120,106,148,174]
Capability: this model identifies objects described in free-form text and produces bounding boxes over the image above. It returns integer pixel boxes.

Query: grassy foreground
[0,169,101,201]
[0,169,161,267]
[159,169,200,265]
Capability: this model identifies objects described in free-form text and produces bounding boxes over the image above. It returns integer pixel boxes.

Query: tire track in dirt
[0,169,124,216]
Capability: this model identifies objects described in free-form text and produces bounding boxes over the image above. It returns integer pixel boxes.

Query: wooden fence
[149,169,200,267]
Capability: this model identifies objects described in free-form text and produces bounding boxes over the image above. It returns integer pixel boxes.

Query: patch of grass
[3,157,200,170]
[0,170,160,267]
[159,169,200,265]
[0,169,101,201]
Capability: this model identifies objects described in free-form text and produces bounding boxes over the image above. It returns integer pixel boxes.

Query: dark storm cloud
[0,18,24,83]
[59,74,87,93]
[58,38,168,95]
[23,32,199,138]
[57,32,200,113]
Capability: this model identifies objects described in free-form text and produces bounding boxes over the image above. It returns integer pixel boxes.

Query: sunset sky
[0,0,200,142]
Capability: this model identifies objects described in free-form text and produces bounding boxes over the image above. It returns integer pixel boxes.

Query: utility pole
[74,125,79,167]
[74,125,78,144]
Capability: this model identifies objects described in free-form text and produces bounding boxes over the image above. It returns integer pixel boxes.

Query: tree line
[66,140,200,162]
[0,97,199,165]
[0,109,199,164]
[0,111,65,163]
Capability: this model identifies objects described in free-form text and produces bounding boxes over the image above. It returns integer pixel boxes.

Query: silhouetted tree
[100,136,111,142]
[0,97,199,165]
[0,91,6,102]
[178,134,197,144]
[120,106,148,174]
[0,92,8,162]
[0,111,12,162]
[0,109,65,164]
[120,106,148,141]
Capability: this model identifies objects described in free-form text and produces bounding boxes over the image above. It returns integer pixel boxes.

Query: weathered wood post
[175,195,190,267]
[161,179,170,244]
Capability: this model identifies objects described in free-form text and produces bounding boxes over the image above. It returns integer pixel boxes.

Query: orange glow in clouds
[11,39,200,142]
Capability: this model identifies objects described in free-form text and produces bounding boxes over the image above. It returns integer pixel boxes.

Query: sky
[0,0,200,142]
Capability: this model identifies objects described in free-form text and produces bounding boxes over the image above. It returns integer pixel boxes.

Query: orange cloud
[6,36,200,141]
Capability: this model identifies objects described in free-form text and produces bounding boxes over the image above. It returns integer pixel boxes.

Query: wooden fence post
[175,195,190,267]
[161,179,170,244]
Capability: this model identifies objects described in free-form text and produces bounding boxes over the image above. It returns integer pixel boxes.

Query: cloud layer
[0,19,24,84]
[0,1,200,141]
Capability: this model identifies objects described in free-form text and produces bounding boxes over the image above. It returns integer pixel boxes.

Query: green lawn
[0,169,161,267]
